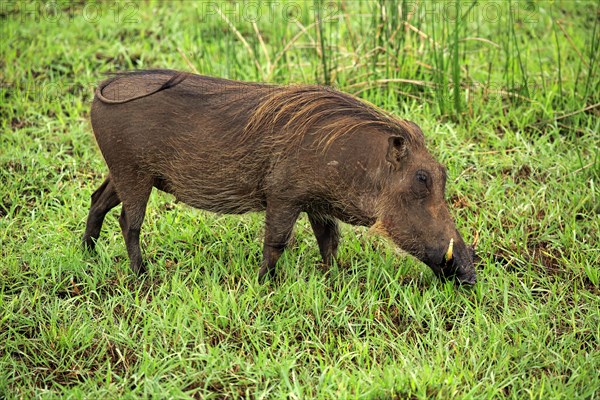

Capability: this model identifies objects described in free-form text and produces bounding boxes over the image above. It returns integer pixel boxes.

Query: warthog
[83,69,476,284]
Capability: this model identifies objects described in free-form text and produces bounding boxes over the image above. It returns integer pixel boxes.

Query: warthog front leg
[258,200,300,282]
[308,213,339,267]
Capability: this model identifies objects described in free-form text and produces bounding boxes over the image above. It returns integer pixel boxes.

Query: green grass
[1,0,599,398]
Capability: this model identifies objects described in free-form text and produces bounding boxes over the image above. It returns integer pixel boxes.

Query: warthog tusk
[445,239,454,262]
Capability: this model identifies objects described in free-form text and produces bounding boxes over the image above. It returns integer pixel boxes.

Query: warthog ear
[386,135,408,169]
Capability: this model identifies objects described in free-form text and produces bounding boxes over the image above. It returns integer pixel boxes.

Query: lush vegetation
[1,1,598,398]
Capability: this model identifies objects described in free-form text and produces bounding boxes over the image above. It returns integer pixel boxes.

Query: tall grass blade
[314,0,331,86]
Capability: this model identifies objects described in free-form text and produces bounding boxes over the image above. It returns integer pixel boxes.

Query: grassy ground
[1,0,599,398]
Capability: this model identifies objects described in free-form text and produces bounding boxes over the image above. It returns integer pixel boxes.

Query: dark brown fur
[83,69,476,284]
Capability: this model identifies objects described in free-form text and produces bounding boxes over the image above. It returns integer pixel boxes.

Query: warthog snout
[437,238,477,285]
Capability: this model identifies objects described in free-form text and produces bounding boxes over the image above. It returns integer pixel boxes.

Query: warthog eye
[413,170,430,197]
